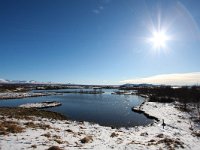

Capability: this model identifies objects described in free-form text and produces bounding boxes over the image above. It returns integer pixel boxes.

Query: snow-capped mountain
[0,79,9,83]
[0,79,59,84]
[0,79,37,84]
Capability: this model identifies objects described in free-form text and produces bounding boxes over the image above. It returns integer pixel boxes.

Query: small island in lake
[19,101,62,109]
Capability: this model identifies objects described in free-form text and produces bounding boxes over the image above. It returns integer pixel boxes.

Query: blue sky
[0,0,200,85]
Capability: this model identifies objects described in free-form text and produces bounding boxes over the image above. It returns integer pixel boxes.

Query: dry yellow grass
[24,122,51,130]
[0,121,24,135]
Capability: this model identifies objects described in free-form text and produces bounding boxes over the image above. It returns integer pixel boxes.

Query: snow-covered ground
[19,101,61,108]
[0,92,60,99]
[0,102,200,150]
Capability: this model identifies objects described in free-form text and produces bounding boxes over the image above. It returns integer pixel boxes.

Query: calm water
[0,89,153,127]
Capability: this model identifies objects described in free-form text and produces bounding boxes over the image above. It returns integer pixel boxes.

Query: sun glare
[149,31,169,49]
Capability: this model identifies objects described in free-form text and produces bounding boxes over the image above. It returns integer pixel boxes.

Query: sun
[149,31,169,49]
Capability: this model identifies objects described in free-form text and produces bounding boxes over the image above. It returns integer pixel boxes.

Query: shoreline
[0,101,200,149]
[0,92,62,100]
[132,106,160,122]
[0,91,105,100]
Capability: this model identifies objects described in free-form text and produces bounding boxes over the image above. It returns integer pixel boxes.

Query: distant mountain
[0,78,60,84]
[120,83,154,87]
[29,80,37,83]
[0,79,9,83]
[0,79,39,84]
[10,80,28,83]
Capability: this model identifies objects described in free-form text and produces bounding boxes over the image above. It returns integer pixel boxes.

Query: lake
[0,89,153,127]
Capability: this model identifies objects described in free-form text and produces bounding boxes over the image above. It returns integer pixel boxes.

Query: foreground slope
[0,102,200,150]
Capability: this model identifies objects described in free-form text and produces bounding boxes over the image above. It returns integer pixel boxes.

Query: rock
[111,126,115,129]
[148,139,156,143]
[65,129,73,133]
[140,132,148,137]
[48,146,62,150]
[80,136,93,143]
[156,133,164,138]
[31,145,37,148]
[110,132,119,138]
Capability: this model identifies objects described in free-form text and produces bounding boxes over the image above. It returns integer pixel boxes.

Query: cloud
[93,9,100,14]
[93,6,104,14]
[99,6,104,10]
[120,72,200,85]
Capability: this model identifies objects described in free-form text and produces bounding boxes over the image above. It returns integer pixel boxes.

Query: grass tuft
[0,121,24,135]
